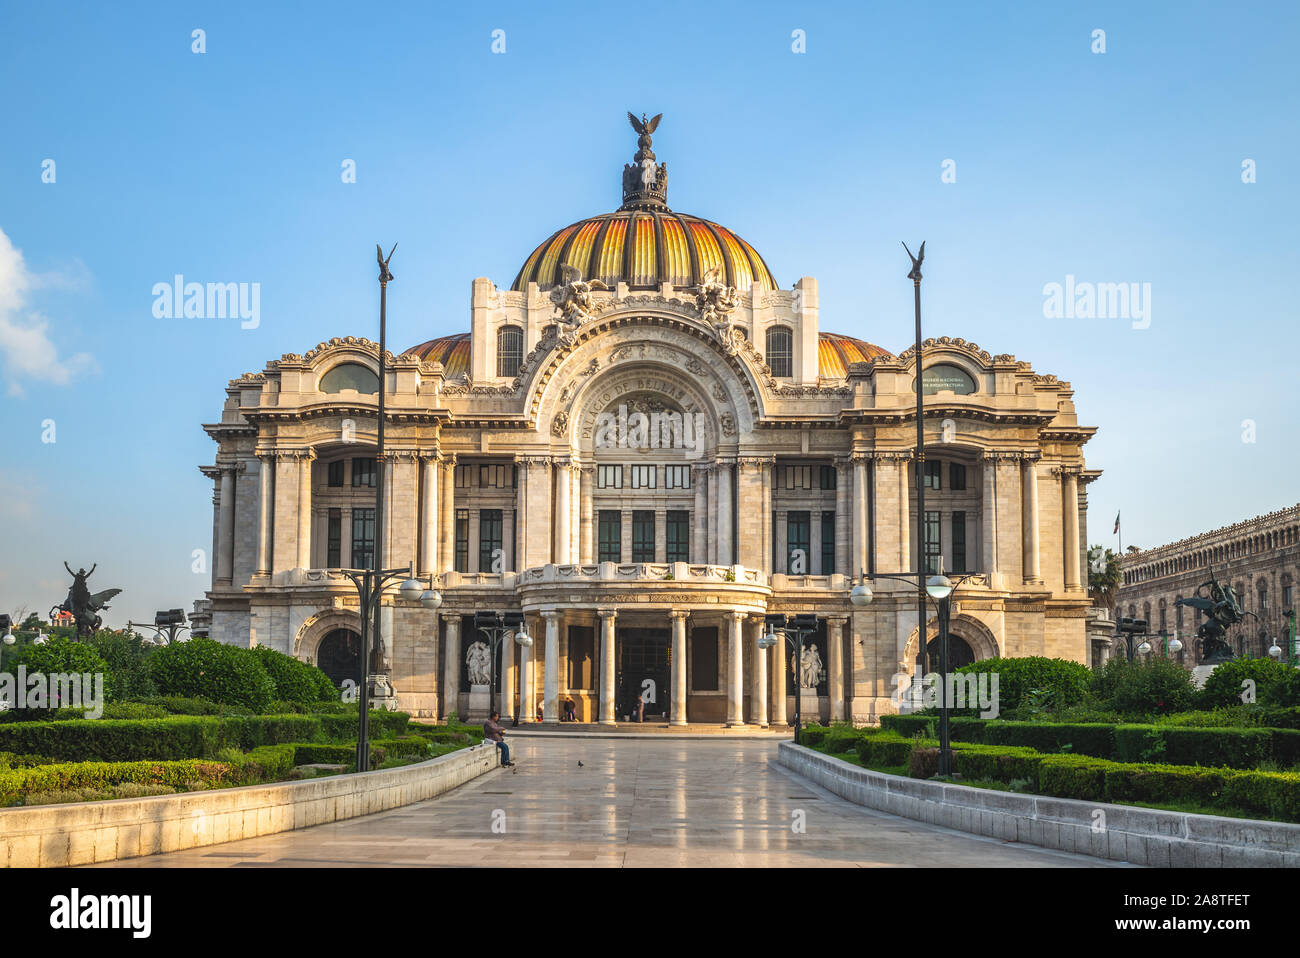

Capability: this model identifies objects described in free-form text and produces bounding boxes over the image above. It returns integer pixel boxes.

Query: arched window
[766,326,793,378]
[497,325,523,378]
[319,362,378,394]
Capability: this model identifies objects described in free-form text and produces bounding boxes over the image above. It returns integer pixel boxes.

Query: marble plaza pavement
[100,737,1120,867]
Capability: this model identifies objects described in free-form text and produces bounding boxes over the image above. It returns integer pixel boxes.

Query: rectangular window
[350,508,374,568]
[597,465,623,489]
[923,461,942,490]
[951,510,967,574]
[352,458,376,488]
[454,465,472,489]
[327,509,342,567]
[327,460,345,487]
[629,465,656,489]
[821,511,835,576]
[691,626,719,691]
[783,465,812,490]
[819,465,837,490]
[455,508,469,573]
[787,511,810,574]
[479,464,511,489]
[479,509,502,573]
[664,465,691,489]
[598,510,622,562]
[949,463,967,491]
[632,510,656,562]
[666,510,689,563]
[923,510,941,574]
[1285,586,1294,609]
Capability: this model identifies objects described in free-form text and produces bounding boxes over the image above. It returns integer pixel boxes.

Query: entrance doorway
[316,628,361,687]
[926,633,976,669]
[616,628,670,721]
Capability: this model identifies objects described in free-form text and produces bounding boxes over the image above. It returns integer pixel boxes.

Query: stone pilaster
[725,611,745,727]
[542,610,560,722]
[669,610,689,726]
[827,614,849,721]
[441,613,460,720]
[598,609,617,725]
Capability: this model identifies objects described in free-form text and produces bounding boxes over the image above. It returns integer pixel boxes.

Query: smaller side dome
[818,332,892,378]
[405,333,470,377]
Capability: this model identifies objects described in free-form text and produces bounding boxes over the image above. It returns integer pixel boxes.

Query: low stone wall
[0,743,499,868]
[779,743,1300,867]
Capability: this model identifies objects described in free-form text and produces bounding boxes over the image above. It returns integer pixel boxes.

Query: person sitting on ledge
[483,710,513,767]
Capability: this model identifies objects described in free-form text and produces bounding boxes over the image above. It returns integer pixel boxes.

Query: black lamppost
[126,609,191,645]
[472,611,532,721]
[902,241,929,686]
[1114,616,1152,662]
[759,613,820,741]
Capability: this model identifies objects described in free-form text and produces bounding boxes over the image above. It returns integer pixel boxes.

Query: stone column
[570,465,580,565]
[542,610,560,722]
[1063,468,1081,591]
[898,456,910,572]
[692,464,709,563]
[669,610,688,726]
[1022,456,1041,584]
[500,624,515,719]
[515,457,528,571]
[255,456,272,575]
[761,457,774,574]
[218,464,237,584]
[707,465,719,564]
[725,611,745,727]
[554,461,571,564]
[297,453,314,569]
[598,609,617,725]
[835,457,851,577]
[441,613,461,720]
[750,616,768,727]
[982,456,999,578]
[439,453,456,573]
[770,621,788,726]
[421,454,439,576]
[827,615,848,721]
[579,464,594,563]
[717,461,734,566]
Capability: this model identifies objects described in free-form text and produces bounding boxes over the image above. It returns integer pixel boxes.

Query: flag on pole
[1113,511,1120,535]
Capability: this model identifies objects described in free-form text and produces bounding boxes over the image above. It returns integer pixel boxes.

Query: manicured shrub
[0,714,323,762]
[1104,763,1229,807]
[227,744,297,783]
[1198,658,1294,710]
[1,637,111,718]
[798,725,829,747]
[952,744,1043,784]
[982,721,1115,758]
[251,646,337,704]
[954,656,1092,714]
[854,732,915,767]
[320,710,411,740]
[130,695,236,715]
[148,639,276,713]
[1090,656,1196,716]
[1222,770,1300,821]
[1036,754,1109,801]
[1258,706,1300,730]
[1261,668,1300,708]
[294,743,356,766]
[1160,727,1270,768]
[0,758,236,804]
[908,746,939,778]
[1153,707,1264,728]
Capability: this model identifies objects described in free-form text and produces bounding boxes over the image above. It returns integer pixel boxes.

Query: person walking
[483,710,514,767]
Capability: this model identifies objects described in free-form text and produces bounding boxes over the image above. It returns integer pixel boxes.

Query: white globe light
[34,633,49,645]
[849,582,873,607]
[1137,639,1151,655]
[1168,636,1183,654]
[2,633,14,646]
[1269,642,1283,659]
[514,629,533,648]
[420,588,443,610]
[925,574,954,601]
[399,577,425,602]
[758,631,778,649]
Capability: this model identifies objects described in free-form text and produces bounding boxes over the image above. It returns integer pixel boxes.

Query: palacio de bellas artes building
[196,115,1099,727]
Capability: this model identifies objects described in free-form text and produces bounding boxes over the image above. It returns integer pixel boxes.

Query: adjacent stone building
[197,118,1100,723]
[1116,505,1300,662]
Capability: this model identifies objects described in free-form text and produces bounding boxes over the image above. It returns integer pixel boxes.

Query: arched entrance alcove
[316,629,362,687]
[903,612,1001,672]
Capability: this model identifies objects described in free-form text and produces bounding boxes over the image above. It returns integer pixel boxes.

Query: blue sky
[1,1,1296,627]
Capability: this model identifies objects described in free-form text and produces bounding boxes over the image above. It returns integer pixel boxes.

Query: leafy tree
[251,645,337,704]
[85,629,157,700]
[953,656,1092,713]
[1090,655,1195,716]
[1,636,111,717]
[1198,657,1294,710]
[1087,544,1121,610]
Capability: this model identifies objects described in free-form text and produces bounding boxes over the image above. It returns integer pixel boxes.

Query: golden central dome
[511,210,777,293]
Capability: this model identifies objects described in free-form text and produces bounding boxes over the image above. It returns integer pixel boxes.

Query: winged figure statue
[51,562,122,638]
[628,112,662,136]
[550,264,609,328]
[376,242,397,284]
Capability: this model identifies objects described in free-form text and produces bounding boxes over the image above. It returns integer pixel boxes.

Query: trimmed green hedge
[854,732,915,767]
[879,714,987,742]
[0,758,236,804]
[251,646,337,704]
[0,714,323,762]
[320,711,410,740]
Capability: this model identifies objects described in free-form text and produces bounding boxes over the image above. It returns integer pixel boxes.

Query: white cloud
[0,227,96,394]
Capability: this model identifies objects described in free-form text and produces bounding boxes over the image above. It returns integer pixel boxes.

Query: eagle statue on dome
[550,264,608,334]
[628,111,662,137]
[687,266,742,352]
